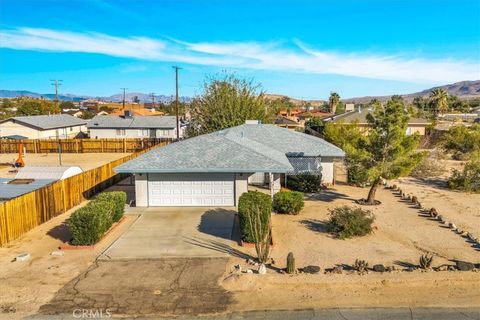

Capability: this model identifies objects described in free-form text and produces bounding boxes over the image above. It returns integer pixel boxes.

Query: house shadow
[46,221,71,243]
[197,208,238,241]
[305,189,355,203]
[299,219,329,233]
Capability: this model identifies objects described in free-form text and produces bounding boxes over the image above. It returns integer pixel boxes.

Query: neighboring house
[115,122,345,207]
[87,111,182,139]
[15,166,83,180]
[110,108,165,117]
[0,114,87,139]
[297,110,333,121]
[0,178,55,201]
[274,116,304,131]
[323,107,431,136]
[278,108,302,117]
[345,103,355,112]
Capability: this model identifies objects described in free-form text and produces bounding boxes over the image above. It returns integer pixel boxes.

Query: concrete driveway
[102,207,237,259]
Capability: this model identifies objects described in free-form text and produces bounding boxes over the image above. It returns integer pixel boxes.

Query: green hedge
[96,191,127,222]
[68,201,113,245]
[286,174,321,193]
[238,191,272,243]
[273,191,304,215]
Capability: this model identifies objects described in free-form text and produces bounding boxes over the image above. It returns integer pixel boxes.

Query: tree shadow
[299,219,330,233]
[46,221,71,243]
[305,189,355,202]
[197,208,238,241]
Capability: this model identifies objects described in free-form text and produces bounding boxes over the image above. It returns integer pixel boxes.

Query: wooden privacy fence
[0,141,169,246]
[0,138,171,154]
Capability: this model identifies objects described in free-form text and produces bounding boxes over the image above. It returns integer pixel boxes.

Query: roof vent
[245,120,260,125]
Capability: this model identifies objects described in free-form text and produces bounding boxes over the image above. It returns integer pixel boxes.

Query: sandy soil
[237,185,479,268]
[0,153,130,178]
[224,179,480,311]
[0,202,138,319]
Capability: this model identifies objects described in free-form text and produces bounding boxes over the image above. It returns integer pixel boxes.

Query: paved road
[30,307,480,319]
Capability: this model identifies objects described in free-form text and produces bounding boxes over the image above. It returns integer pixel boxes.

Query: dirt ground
[0,153,130,178]
[0,202,138,319]
[0,163,479,318]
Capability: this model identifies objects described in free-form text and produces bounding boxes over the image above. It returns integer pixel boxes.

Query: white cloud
[1,27,478,83]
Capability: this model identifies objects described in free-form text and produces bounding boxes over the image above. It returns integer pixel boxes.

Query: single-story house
[274,116,304,131]
[323,107,431,136]
[110,108,165,117]
[0,114,87,139]
[87,111,183,139]
[115,122,345,207]
[15,166,83,180]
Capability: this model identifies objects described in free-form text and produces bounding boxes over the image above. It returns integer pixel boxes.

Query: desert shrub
[96,191,127,222]
[238,191,272,243]
[410,153,445,179]
[326,206,375,239]
[286,174,321,193]
[67,201,113,245]
[447,159,480,193]
[273,191,304,215]
[442,124,480,160]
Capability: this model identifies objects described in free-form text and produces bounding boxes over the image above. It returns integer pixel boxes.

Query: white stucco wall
[134,173,148,207]
[235,172,252,205]
[270,173,281,196]
[89,128,177,139]
[0,120,85,139]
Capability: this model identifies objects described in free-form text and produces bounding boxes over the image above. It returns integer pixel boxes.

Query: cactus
[429,208,438,218]
[411,196,418,204]
[392,184,397,190]
[419,254,433,269]
[353,259,369,273]
[286,252,295,274]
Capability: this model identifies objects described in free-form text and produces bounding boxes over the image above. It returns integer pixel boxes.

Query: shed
[15,166,83,180]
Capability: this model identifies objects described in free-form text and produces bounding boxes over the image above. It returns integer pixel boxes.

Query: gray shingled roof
[324,108,430,124]
[87,115,177,129]
[1,114,87,130]
[115,124,345,173]
[0,178,56,200]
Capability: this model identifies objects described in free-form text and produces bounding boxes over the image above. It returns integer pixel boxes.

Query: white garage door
[148,173,235,206]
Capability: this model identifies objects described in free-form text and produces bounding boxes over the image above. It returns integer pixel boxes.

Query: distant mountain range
[1,80,479,105]
[0,90,192,103]
[342,80,480,104]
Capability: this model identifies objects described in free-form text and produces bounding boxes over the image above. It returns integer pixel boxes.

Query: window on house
[116,129,126,136]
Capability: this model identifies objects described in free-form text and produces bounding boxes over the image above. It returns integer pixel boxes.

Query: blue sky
[0,0,479,99]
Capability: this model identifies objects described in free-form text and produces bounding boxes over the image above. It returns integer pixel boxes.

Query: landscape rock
[456,261,475,271]
[449,222,457,230]
[332,266,343,274]
[234,264,242,272]
[258,264,267,275]
[1,305,16,313]
[436,265,449,271]
[429,208,438,218]
[15,253,30,262]
[372,264,386,272]
[50,251,64,257]
[245,269,253,274]
[300,265,321,274]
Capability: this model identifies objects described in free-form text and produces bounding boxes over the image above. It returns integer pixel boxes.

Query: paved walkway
[102,207,236,259]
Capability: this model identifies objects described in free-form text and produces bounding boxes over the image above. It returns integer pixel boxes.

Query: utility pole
[120,88,128,110]
[149,92,156,109]
[50,80,63,111]
[172,66,182,141]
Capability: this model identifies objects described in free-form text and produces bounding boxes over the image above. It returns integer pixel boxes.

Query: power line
[149,92,156,108]
[172,66,182,141]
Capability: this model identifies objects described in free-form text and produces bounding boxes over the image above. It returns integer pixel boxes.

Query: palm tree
[329,92,340,114]
[430,89,448,116]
